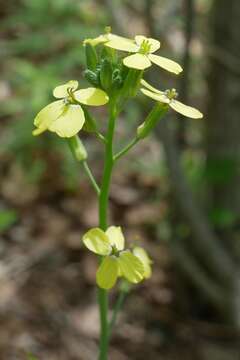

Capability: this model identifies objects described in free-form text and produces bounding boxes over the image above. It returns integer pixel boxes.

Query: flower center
[139,39,151,54]
[65,87,77,104]
[111,245,120,256]
[165,88,178,100]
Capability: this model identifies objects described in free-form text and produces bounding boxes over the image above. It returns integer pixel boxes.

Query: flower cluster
[82,226,152,289]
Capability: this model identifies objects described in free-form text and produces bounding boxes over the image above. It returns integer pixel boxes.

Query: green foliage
[0,0,106,187]
[0,210,18,232]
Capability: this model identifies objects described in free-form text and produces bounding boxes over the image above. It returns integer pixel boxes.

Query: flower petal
[133,247,152,279]
[148,54,183,74]
[74,88,109,106]
[48,104,85,138]
[105,226,125,251]
[84,34,108,47]
[123,54,151,70]
[117,251,144,284]
[140,79,164,94]
[140,88,170,104]
[53,80,78,99]
[105,37,139,52]
[33,100,64,136]
[82,228,112,256]
[96,256,118,289]
[170,100,203,119]
[135,35,160,53]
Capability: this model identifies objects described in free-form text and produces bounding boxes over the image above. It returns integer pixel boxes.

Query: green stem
[82,161,100,195]
[114,137,139,161]
[98,100,117,360]
[109,290,127,336]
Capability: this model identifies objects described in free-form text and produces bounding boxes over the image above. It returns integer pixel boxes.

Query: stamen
[165,88,178,100]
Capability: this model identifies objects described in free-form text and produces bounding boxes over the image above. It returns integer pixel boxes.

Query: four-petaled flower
[33,80,109,138]
[82,226,152,289]
[140,79,203,119]
[104,35,183,74]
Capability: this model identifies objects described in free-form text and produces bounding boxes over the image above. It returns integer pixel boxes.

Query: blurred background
[1,0,240,359]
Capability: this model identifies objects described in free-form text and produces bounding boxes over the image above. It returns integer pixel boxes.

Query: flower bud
[112,69,123,88]
[121,69,143,99]
[85,43,98,71]
[100,58,113,91]
[84,69,100,87]
[82,108,97,133]
[67,136,87,162]
[137,103,168,139]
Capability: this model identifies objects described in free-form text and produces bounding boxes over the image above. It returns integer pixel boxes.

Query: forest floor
[0,151,240,360]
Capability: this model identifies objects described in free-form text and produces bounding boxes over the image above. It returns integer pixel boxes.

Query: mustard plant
[33,27,203,360]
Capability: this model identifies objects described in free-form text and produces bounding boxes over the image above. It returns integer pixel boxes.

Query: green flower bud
[82,108,97,133]
[100,58,113,91]
[137,103,168,139]
[84,69,100,87]
[67,136,87,162]
[121,69,143,99]
[112,68,123,88]
[85,43,98,71]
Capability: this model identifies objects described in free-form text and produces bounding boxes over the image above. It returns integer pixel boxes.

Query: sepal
[137,103,168,139]
[67,135,87,162]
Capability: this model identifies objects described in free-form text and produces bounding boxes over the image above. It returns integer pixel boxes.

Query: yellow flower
[105,35,183,74]
[82,226,146,289]
[33,80,109,138]
[140,79,203,119]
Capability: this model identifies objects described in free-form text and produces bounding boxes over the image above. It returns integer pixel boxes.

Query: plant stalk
[98,100,116,360]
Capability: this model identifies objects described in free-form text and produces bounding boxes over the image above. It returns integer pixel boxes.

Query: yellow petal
[105,37,139,52]
[53,80,78,99]
[135,35,160,53]
[140,79,164,94]
[170,100,203,119]
[96,256,118,289]
[133,247,152,279]
[33,100,64,136]
[140,88,170,104]
[117,251,144,284]
[105,226,125,251]
[84,35,108,47]
[49,104,85,138]
[74,88,109,106]
[148,54,183,74]
[123,54,151,70]
[82,228,112,256]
